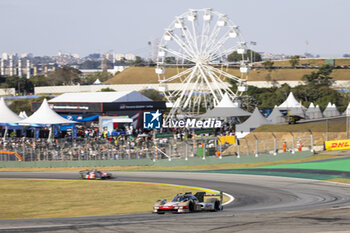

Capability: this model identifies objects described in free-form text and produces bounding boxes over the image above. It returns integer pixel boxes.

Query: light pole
[250,41,257,63]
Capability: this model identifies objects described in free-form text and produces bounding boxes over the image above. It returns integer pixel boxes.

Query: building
[31,91,166,129]
[114,53,125,61]
[125,53,136,61]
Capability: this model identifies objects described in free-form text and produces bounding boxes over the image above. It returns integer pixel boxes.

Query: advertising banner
[218,136,236,145]
[324,139,350,151]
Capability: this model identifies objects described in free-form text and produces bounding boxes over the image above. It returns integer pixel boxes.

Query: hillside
[271,58,350,67]
[105,66,350,85]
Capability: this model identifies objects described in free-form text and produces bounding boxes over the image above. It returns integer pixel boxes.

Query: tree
[30,75,48,87]
[80,60,100,69]
[99,87,116,92]
[84,71,113,85]
[134,56,143,64]
[139,89,164,101]
[289,56,300,67]
[5,76,34,94]
[120,57,127,64]
[47,67,81,86]
[343,54,350,58]
[262,59,274,70]
[85,53,101,59]
[227,49,262,62]
[165,56,176,64]
[302,64,333,85]
[8,96,53,115]
[292,84,343,110]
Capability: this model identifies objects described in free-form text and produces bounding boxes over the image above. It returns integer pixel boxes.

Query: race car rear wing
[194,191,223,203]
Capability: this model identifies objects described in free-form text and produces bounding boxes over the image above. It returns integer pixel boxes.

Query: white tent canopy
[236,107,271,138]
[18,99,76,125]
[19,111,28,119]
[267,105,285,124]
[215,93,240,108]
[200,93,251,119]
[306,102,323,119]
[93,79,102,85]
[314,105,323,119]
[49,91,152,103]
[323,102,340,118]
[288,106,306,118]
[0,98,22,124]
[344,103,350,116]
[279,92,306,110]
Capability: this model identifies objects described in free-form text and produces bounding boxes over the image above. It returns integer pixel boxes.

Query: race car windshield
[172,196,189,202]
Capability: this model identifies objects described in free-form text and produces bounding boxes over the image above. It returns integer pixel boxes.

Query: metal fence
[0,129,344,162]
[0,135,233,162]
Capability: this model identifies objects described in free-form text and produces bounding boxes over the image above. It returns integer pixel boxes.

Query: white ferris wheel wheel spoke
[183,69,203,108]
[207,30,231,58]
[210,45,239,61]
[197,65,220,104]
[172,72,197,97]
[206,68,238,98]
[203,22,221,57]
[171,33,196,57]
[199,16,210,55]
[159,66,194,83]
[161,47,192,63]
[178,25,198,57]
[172,66,199,105]
[204,68,225,98]
[190,20,200,55]
[205,65,242,82]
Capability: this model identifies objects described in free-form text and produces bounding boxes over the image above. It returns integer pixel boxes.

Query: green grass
[0,179,221,219]
[254,157,350,172]
[0,154,339,172]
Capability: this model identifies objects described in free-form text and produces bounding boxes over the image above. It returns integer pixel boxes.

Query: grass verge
[0,179,226,219]
[0,154,339,172]
[254,157,350,172]
[326,178,350,185]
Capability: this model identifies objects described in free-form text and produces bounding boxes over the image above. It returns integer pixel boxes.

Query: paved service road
[1,171,350,233]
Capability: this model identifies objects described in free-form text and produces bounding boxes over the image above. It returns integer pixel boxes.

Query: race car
[153,192,223,214]
[79,169,112,180]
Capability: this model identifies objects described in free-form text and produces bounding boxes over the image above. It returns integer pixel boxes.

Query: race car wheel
[214,201,221,212]
[189,201,194,212]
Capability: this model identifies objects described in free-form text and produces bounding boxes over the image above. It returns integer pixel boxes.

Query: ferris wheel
[156,8,250,119]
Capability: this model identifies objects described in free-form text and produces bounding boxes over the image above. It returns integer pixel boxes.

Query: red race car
[79,169,112,180]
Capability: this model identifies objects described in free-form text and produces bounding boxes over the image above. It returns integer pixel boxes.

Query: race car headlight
[154,206,159,209]
[174,206,179,209]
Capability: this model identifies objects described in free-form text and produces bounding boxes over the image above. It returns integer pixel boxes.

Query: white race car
[153,192,223,214]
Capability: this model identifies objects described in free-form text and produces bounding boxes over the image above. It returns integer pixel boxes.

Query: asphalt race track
[1,171,350,233]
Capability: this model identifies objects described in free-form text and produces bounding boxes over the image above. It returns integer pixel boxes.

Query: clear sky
[0,0,348,57]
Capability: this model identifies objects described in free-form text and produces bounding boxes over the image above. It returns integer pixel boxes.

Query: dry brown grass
[0,179,225,219]
[326,178,350,185]
[104,67,187,84]
[105,66,350,85]
[271,58,350,67]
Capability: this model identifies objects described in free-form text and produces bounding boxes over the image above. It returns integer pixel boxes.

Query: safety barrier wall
[0,88,15,96]
[0,151,313,168]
